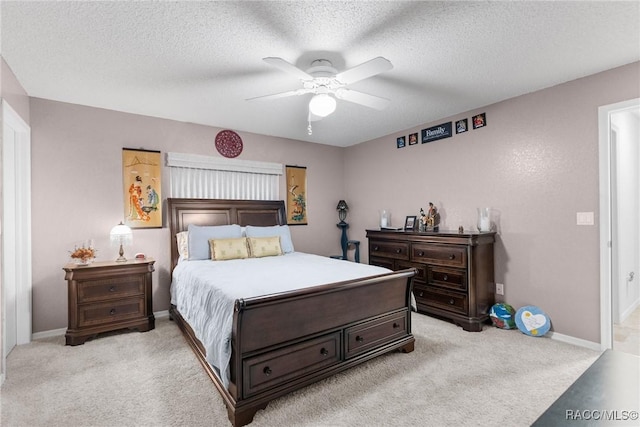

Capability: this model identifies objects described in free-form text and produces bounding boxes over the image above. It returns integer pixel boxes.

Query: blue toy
[515,305,551,337]
[489,303,516,329]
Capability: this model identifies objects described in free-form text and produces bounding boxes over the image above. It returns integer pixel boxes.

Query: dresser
[63,259,155,345]
[366,230,495,332]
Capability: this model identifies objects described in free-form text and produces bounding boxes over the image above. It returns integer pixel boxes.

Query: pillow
[247,236,283,258]
[188,224,242,260]
[245,225,294,253]
[209,237,250,261]
[176,231,189,260]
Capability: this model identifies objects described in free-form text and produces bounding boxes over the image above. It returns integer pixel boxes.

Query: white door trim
[2,100,32,377]
[598,97,640,351]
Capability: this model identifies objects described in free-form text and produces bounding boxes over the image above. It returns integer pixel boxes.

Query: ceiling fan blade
[246,88,310,101]
[335,57,393,85]
[263,57,314,81]
[334,88,390,110]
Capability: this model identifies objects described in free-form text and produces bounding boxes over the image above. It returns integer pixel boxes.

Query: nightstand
[63,258,155,345]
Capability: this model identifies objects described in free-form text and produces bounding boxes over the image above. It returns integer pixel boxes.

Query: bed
[168,198,416,426]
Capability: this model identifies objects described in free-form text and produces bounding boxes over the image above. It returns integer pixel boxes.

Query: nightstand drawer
[78,276,144,303]
[369,240,410,260]
[345,311,408,359]
[78,297,145,327]
[411,244,467,267]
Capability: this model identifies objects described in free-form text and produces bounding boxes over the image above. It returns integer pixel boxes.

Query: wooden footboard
[170,268,416,427]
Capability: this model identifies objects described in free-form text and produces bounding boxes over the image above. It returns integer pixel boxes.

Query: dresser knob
[448,254,455,260]
[418,251,424,256]
[356,335,364,343]
[419,292,424,297]
[109,286,116,292]
[448,299,455,305]
[443,274,448,281]
[392,322,400,329]
[320,348,329,356]
[395,248,402,254]
[109,308,116,315]
[373,246,379,251]
[263,367,272,376]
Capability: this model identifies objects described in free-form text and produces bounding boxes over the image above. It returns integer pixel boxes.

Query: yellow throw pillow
[248,236,283,258]
[209,237,249,261]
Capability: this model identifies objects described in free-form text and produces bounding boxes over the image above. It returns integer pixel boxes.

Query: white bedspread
[170,252,392,388]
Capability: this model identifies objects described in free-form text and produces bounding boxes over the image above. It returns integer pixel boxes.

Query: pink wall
[344,62,640,343]
[29,99,344,332]
[1,58,30,123]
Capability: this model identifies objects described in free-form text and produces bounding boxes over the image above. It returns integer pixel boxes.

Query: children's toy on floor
[489,303,516,329]
[515,305,551,337]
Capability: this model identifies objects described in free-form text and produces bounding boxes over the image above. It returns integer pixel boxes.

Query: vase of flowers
[70,243,96,265]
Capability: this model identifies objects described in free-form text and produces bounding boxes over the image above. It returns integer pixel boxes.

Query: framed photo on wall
[122,148,162,228]
[286,165,308,225]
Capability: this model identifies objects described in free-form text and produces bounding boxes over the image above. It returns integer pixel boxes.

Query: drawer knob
[418,251,424,256]
[109,286,116,292]
[448,299,455,305]
[395,248,402,254]
[393,322,400,329]
[448,254,455,260]
[356,335,364,343]
[443,274,448,281]
[109,308,116,315]
[419,292,424,297]
[320,348,329,356]
[373,246,379,251]
[263,367,272,376]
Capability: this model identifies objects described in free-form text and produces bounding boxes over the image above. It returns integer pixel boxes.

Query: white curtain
[167,152,282,200]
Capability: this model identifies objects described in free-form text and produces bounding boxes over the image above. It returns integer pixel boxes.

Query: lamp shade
[110,222,133,245]
[309,94,337,117]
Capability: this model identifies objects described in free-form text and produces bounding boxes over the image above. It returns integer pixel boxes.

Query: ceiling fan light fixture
[309,94,337,117]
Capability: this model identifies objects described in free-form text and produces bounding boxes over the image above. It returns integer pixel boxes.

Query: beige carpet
[1,313,599,427]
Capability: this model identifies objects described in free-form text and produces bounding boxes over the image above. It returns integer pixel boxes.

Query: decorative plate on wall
[215,130,243,158]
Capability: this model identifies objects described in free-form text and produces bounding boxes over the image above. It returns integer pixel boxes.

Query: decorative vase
[379,210,390,228]
[477,207,491,232]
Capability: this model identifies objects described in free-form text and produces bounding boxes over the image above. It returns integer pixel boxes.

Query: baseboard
[31,310,171,340]
[618,298,640,324]
[547,331,602,352]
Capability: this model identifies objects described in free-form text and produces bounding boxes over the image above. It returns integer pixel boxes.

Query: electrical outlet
[496,283,504,295]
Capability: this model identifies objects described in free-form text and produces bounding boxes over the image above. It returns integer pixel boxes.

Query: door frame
[598,97,640,351]
[1,100,32,383]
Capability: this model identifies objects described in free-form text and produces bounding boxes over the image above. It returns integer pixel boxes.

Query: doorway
[599,98,640,355]
[1,100,32,382]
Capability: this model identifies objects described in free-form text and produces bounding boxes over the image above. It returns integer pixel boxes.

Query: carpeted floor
[1,313,600,427]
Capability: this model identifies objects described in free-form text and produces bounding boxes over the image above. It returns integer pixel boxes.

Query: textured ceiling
[1,1,639,147]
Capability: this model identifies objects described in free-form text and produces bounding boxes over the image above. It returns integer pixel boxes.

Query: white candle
[480,217,490,231]
[381,217,388,228]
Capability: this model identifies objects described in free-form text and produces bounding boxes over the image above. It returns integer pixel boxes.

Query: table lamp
[110,221,133,262]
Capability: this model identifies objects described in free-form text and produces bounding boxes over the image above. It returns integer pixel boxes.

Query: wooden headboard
[167,198,286,271]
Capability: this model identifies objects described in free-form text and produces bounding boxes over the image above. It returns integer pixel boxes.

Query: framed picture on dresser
[404,215,417,231]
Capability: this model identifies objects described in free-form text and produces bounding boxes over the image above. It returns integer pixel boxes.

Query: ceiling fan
[247,56,393,134]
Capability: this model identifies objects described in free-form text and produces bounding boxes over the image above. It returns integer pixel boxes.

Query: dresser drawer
[369,240,410,260]
[419,286,468,315]
[78,297,145,327]
[78,276,144,303]
[243,332,341,397]
[427,266,467,291]
[369,257,396,271]
[411,243,467,267]
[345,311,408,359]
[397,260,427,282]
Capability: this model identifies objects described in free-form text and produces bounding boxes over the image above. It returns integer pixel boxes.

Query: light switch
[576,212,594,225]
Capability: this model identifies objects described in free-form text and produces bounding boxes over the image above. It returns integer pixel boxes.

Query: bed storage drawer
[345,311,408,359]
[243,332,341,397]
